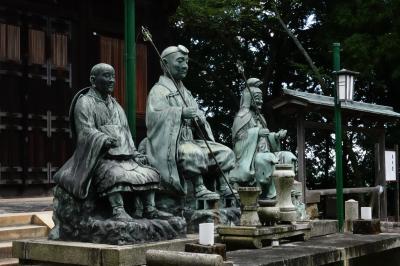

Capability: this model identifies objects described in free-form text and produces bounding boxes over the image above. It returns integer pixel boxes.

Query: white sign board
[385,151,397,181]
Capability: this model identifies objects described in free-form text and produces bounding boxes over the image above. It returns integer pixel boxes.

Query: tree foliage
[169,0,400,190]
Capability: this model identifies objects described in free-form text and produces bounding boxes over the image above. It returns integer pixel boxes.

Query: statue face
[251,91,263,109]
[164,52,189,81]
[92,65,115,95]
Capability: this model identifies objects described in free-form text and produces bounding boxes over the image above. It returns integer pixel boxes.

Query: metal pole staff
[141,26,239,205]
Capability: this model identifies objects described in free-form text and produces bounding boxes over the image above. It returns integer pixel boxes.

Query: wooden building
[0,0,179,196]
[268,89,400,219]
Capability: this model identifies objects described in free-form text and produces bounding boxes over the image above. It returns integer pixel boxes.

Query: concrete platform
[226,233,400,266]
[12,233,400,266]
[13,235,199,266]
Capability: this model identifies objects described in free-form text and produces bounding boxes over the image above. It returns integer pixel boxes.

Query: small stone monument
[345,199,359,232]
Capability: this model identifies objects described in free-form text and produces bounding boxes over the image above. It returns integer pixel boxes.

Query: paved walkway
[0,197,53,214]
[227,232,400,265]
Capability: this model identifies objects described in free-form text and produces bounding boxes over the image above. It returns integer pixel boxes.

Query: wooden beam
[296,112,306,202]
[379,125,387,219]
[395,145,399,222]
[304,121,381,135]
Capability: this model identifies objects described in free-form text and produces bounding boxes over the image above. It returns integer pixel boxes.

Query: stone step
[0,242,12,259]
[0,214,33,227]
[0,225,47,241]
[0,258,18,266]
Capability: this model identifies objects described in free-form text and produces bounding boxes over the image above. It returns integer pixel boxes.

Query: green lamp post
[332,43,359,232]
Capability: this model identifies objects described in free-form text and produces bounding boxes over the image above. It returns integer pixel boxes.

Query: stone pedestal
[238,187,261,226]
[273,164,297,222]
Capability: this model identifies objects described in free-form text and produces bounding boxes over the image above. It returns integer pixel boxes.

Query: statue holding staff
[143,45,237,200]
[230,78,297,199]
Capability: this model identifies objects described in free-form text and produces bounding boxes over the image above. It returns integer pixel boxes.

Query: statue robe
[144,75,235,195]
[54,88,159,199]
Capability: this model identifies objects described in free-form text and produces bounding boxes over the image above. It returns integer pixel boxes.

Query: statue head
[240,78,263,110]
[160,45,189,81]
[90,63,115,96]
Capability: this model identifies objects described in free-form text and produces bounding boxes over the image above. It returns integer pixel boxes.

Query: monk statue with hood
[230,78,297,199]
[53,63,172,221]
[143,45,236,202]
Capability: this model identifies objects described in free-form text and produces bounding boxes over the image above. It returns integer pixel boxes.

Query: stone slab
[226,233,400,266]
[310,220,338,237]
[217,222,311,249]
[146,250,223,266]
[13,235,199,266]
[185,243,226,260]
[217,222,311,237]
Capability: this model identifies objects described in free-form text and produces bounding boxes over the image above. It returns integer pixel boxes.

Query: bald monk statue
[230,78,297,199]
[54,63,172,220]
[142,45,236,200]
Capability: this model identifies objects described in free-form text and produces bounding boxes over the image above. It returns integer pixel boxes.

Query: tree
[169,0,400,191]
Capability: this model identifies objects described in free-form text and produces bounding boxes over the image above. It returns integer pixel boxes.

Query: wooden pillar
[296,112,306,202]
[395,145,399,222]
[373,143,380,219]
[379,125,387,219]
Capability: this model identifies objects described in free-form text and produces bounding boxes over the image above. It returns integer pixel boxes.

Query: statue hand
[182,107,197,119]
[258,128,270,136]
[278,129,287,139]
[134,153,148,164]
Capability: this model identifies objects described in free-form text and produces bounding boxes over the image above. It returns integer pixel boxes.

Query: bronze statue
[142,45,236,200]
[53,63,171,220]
[230,78,297,199]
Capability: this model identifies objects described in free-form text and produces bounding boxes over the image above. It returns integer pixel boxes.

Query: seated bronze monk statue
[53,63,172,221]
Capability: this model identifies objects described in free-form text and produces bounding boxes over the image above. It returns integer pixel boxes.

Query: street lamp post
[332,43,359,232]
[332,43,344,232]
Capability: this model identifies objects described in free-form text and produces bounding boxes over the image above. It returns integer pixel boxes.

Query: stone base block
[310,219,338,237]
[13,236,199,266]
[217,222,311,249]
[185,243,226,260]
[353,219,381,234]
